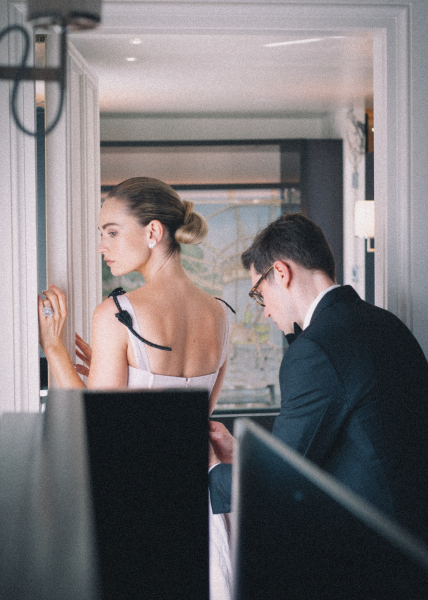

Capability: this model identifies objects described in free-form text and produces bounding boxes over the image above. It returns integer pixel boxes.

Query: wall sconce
[354,200,375,252]
[0,0,101,136]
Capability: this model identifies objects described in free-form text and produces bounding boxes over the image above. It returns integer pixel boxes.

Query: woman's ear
[147,219,164,244]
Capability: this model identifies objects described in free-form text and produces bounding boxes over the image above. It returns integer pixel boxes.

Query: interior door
[45,38,102,387]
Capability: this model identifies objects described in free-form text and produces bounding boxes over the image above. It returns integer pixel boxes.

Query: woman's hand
[37,285,85,389]
[75,333,92,377]
[38,285,68,354]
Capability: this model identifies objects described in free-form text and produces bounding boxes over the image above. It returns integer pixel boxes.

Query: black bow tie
[285,322,303,345]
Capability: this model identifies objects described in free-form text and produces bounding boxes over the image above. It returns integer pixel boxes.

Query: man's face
[250,265,294,333]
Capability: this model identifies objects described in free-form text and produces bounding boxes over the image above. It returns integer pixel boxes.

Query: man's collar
[302,284,341,330]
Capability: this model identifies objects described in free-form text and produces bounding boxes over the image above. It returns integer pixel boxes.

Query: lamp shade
[27,0,101,29]
[354,200,375,238]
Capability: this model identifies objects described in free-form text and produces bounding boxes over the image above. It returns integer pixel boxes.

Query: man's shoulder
[300,287,427,376]
[310,285,406,334]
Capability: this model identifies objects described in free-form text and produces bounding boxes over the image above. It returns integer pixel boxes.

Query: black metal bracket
[0,23,67,136]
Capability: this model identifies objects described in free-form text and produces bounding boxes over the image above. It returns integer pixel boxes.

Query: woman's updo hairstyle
[106,177,208,253]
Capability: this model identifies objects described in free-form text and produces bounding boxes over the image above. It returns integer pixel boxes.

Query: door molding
[95,1,411,321]
[2,0,418,412]
[45,40,101,382]
[0,1,39,413]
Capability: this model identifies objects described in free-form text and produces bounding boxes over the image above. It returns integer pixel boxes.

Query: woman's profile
[38,177,232,600]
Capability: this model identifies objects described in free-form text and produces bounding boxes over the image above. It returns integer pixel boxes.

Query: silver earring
[149,240,156,249]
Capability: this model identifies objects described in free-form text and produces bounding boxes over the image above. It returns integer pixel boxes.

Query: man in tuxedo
[209,213,428,542]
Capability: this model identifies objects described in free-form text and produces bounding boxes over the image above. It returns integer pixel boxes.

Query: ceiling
[69,32,373,116]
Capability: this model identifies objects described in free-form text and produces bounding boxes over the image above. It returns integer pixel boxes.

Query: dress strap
[214,297,236,314]
[108,287,172,352]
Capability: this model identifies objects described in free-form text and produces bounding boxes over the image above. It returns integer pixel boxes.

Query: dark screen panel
[84,390,209,600]
[233,419,428,600]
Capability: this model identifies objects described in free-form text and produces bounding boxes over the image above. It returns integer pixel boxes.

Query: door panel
[45,39,101,387]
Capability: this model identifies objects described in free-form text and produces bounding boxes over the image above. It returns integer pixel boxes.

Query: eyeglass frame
[248,265,274,307]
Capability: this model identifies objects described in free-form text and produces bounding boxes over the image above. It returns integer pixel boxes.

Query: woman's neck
[140,249,187,285]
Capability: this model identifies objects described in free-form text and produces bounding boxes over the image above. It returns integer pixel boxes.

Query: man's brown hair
[241,213,336,281]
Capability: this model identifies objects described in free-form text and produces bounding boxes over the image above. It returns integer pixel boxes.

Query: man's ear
[273,260,292,288]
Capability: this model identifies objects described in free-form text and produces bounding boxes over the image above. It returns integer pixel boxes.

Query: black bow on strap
[285,322,303,346]
[115,309,133,329]
[108,287,172,351]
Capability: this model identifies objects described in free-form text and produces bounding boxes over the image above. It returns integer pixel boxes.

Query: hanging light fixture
[0,0,102,136]
[28,0,101,30]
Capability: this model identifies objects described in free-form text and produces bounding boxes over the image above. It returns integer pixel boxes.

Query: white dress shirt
[302,285,341,330]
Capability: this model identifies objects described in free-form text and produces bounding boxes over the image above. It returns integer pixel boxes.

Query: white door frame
[45,39,102,383]
[96,0,412,323]
[2,0,423,412]
[0,1,39,413]
[1,1,101,413]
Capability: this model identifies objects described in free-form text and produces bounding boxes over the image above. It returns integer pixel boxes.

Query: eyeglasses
[249,265,274,307]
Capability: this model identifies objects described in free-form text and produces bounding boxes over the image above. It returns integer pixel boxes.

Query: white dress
[116,294,233,600]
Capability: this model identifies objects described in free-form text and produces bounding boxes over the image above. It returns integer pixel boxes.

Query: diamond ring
[42,307,54,317]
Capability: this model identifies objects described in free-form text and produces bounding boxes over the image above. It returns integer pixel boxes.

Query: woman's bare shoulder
[92,297,123,330]
[92,297,129,350]
[93,296,117,317]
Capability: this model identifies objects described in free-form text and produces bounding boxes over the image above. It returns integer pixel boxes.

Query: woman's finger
[75,334,92,358]
[75,364,90,377]
[49,285,68,315]
[76,349,90,366]
[75,333,92,370]
[42,288,62,317]
[38,294,50,319]
[76,333,91,351]
[42,286,68,320]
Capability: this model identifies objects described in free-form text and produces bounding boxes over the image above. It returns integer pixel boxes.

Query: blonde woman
[39,177,233,600]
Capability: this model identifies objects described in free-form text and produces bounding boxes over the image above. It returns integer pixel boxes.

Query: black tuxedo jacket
[210,286,428,541]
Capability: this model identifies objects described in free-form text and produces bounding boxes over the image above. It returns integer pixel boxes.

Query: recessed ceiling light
[264,36,345,48]
[130,38,142,45]
[126,57,137,62]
